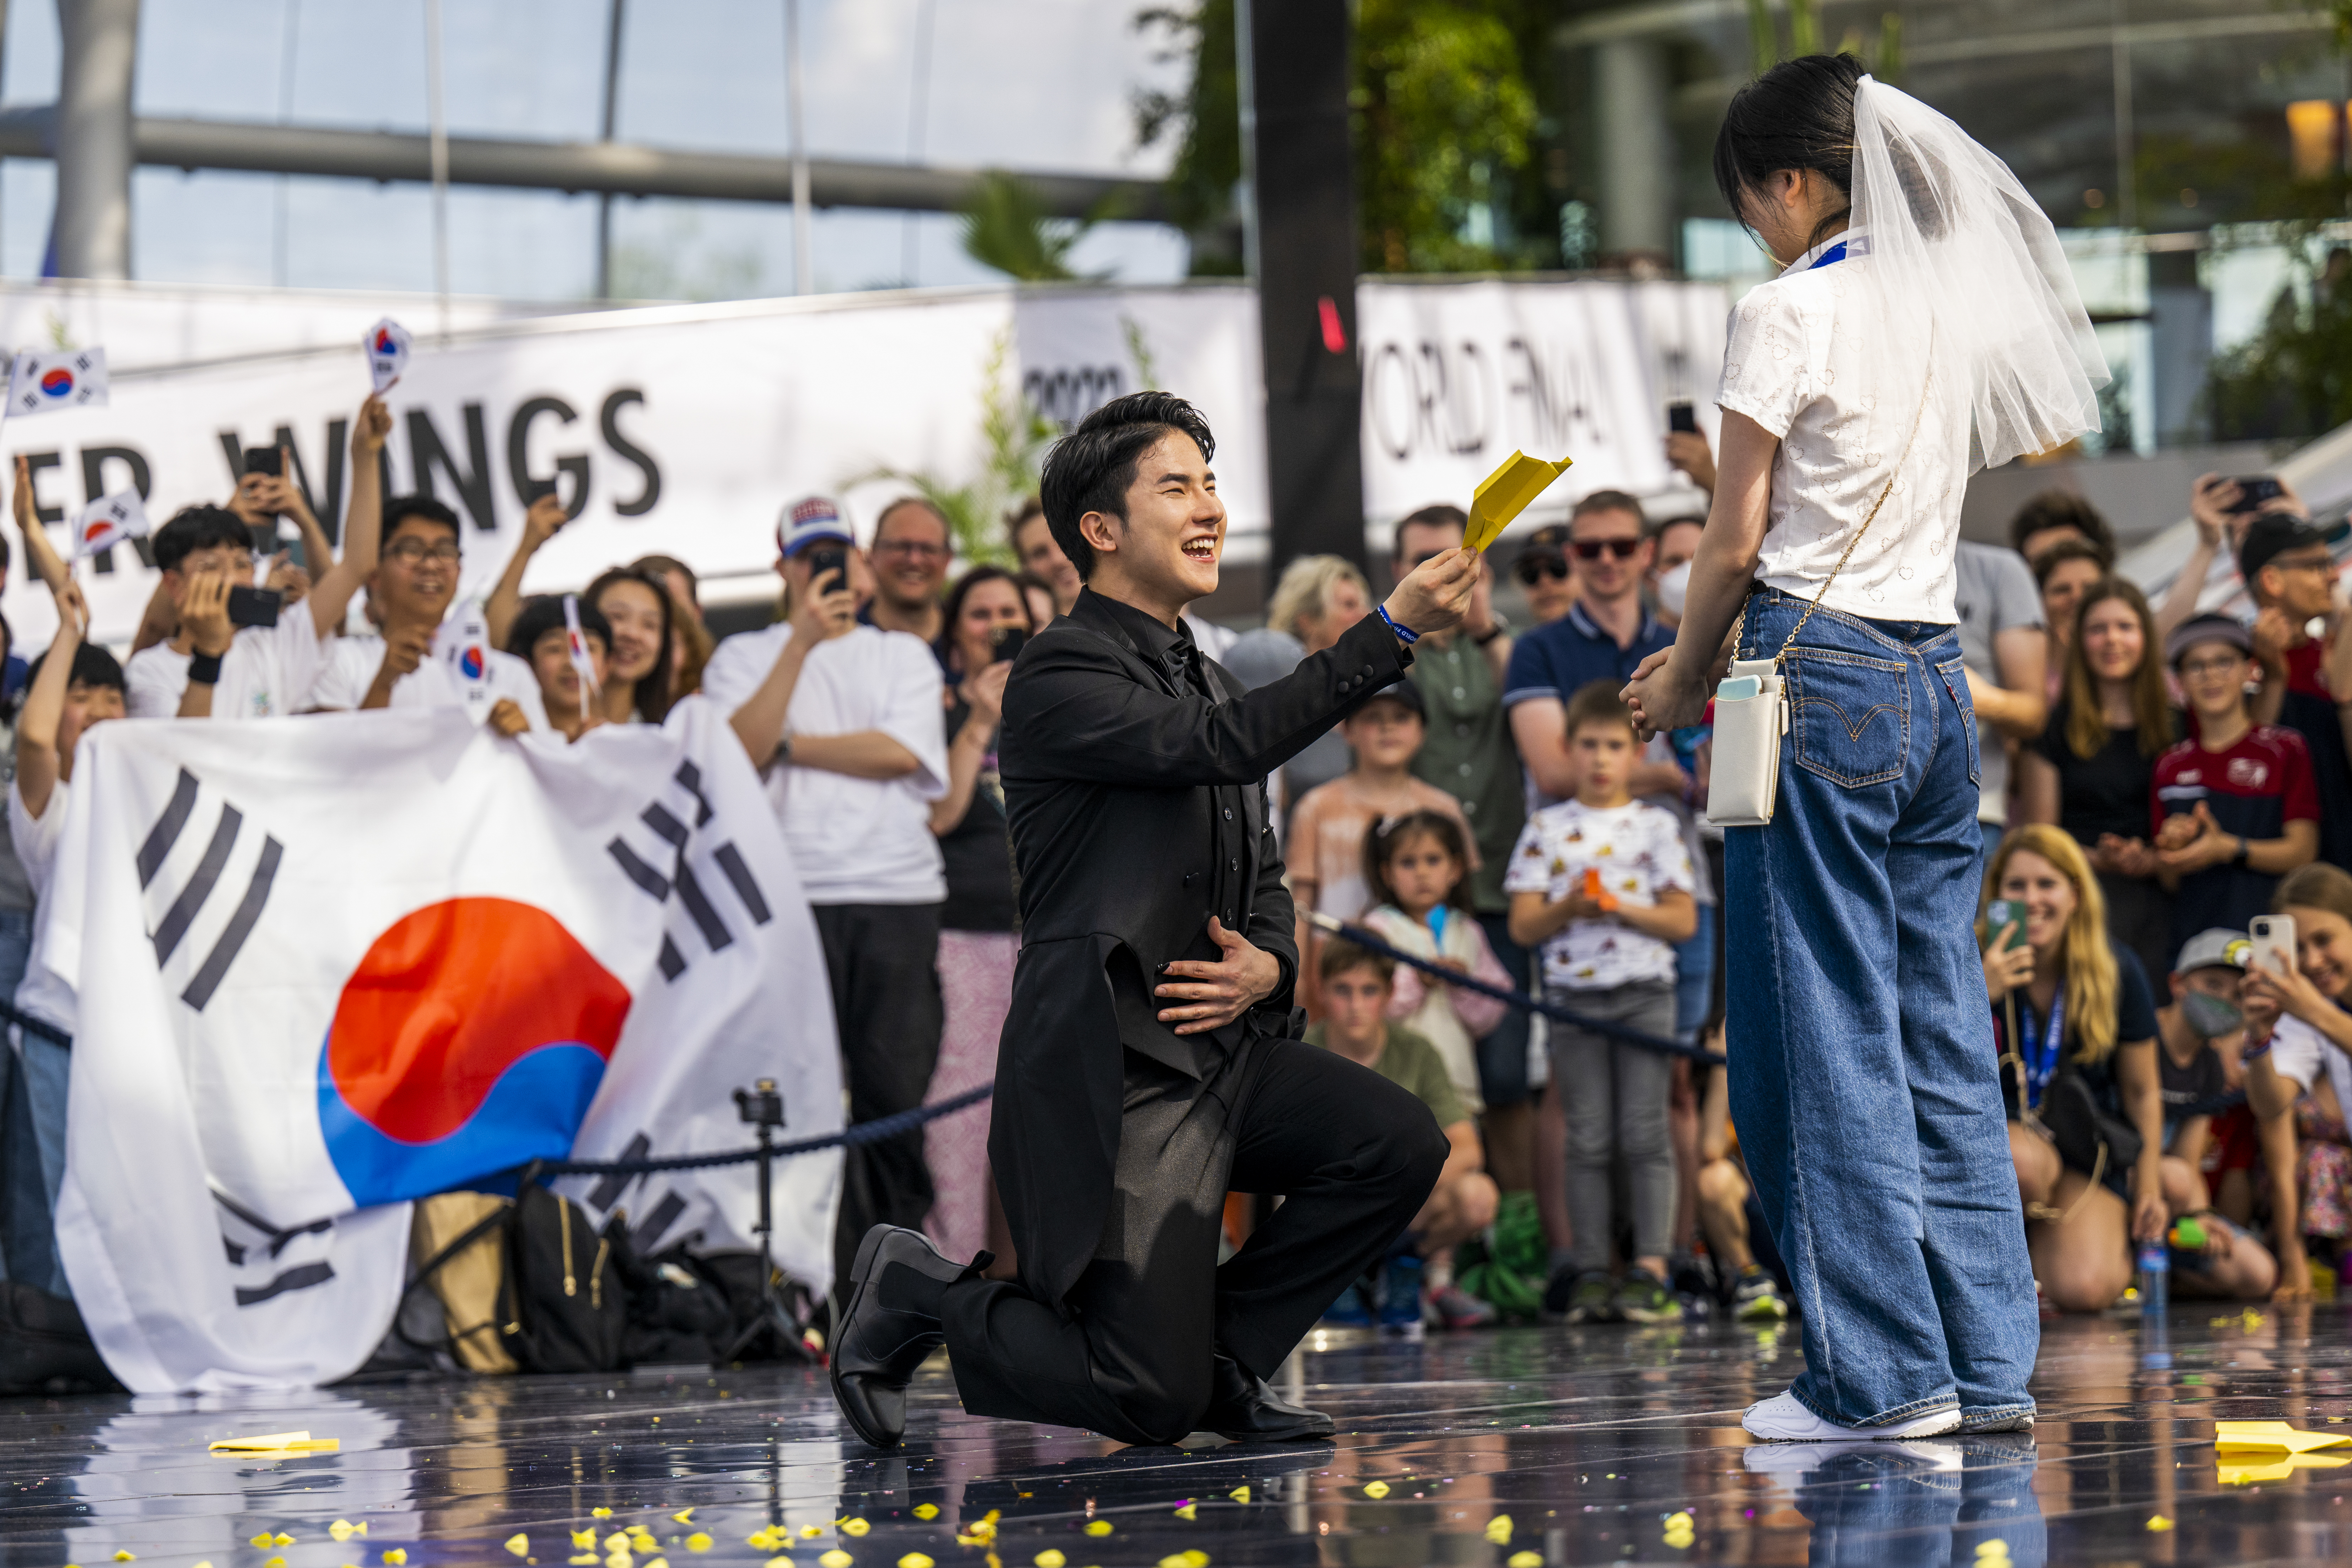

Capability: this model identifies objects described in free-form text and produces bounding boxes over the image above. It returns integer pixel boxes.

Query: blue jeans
[1725,590,2035,1429]
[1673,904,1715,1040]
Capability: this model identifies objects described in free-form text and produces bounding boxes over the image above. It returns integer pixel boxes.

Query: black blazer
[989,587,1413,1309]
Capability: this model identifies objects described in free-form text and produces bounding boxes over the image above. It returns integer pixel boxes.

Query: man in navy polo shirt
[1504,490,1690,806]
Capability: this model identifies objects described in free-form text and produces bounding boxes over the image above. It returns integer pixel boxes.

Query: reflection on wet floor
[7,1310,2352,1567]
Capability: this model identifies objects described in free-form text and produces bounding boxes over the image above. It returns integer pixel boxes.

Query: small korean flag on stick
[438,598,495,723]
[364,318,410,392]
[6,348,108,418]
[71,489,149,560]
[562,593,602,705]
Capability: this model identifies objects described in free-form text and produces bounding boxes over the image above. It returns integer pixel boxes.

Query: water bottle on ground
[2137,1240,2171,1368]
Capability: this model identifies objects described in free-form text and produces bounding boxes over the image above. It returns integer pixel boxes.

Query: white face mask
[1657,559,1693,618]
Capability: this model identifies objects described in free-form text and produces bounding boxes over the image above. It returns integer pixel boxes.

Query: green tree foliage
[957,172,1106,284]
[1133,0,1245,274]
[1746,0,1902,80]
[2206,235,2352,443]
[847,329,1054,567]
[1353,0,1538,273]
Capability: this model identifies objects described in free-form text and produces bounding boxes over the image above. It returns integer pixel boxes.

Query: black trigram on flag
[605,760,771,982]
[137,767,283,1012]
[212,1187,338,1308]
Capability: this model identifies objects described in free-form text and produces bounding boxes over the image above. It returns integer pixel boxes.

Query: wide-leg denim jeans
[1725,589,2037,1430]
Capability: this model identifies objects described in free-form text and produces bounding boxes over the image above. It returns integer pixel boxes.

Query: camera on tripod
[734,1078,784,1129]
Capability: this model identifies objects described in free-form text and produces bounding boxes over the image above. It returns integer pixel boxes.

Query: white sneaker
[1740,1438,1964,1476]
[1741,1390,1963,1442]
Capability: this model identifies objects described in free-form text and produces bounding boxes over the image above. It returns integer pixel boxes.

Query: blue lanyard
[2018,990,2066,1110]
[1425,905,1449,945]
[1808,240,1848,270]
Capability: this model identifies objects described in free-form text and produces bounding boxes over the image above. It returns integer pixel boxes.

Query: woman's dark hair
[935,564,1031,674]
[2031,535,2109,589]
[505,593,611,662]
[1712,53,1866,249]
[1364,809,1474,914]
[1037,391,1216,581]
[2012,491,2116,565]
[585,566,675,722]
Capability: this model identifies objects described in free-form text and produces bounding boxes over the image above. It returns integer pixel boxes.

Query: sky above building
[0,0,1190,300]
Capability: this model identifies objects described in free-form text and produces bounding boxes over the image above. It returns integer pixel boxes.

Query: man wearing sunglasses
[1503,492,1692,808]
[1511,525,1579,626]
[2243,506,2352,872]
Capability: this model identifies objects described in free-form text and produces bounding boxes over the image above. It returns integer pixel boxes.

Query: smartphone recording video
[243,448,283,478]
[227,584,284,629]
[992,626,1029,665]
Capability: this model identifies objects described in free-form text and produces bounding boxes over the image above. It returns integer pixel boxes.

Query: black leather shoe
[829,1225,972,1448]
[1202,1353,1336,1442]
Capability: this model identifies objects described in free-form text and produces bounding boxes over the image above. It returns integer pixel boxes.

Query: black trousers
[813,901,944,1295]
[941,1035,1445,1446]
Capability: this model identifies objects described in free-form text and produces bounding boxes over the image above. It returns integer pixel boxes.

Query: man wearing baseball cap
[702,494,951,1294]
[2241,503,2352,873]
[2151,614,2319,960]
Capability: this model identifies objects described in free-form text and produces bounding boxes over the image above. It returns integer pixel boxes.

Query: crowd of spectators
[0,383,2347,1340]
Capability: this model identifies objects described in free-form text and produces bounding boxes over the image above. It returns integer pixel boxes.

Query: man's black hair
[2008,490,2115,563]
[504,593,610,661]
[382,494,463,546]
[25,641,125,694]
[1037,391,1215,581]
[151,505,251,573]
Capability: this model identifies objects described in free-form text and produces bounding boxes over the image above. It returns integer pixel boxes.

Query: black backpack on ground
[401,1174,627,1374]
[0,1282,119,1394]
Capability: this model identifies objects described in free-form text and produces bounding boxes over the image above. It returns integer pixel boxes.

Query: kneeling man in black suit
[829,391,1478,1448]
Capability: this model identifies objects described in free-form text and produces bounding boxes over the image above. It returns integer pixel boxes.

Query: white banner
[42,698,842,1392]
[0,278,1729,652]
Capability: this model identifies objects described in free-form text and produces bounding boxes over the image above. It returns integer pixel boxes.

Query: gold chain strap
[1764,326,1939,666]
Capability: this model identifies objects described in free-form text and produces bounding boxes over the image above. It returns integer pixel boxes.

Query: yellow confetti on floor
[838,1520,870,1539]
[671,1512,694,1525]
[1083,1521,1113,1537]
[1975,1545,2009,1562]
[1484,1515,1512,1545]
[251,1537,275,1549]
[115,1553,136,1561]
[1172,1503,1196,1521]
[1226,1487,1249,1505]
[801,1528,824,1541]
[764,1559,792,1568]
[507,1535,531,1556]
[1034,1553,1066,1568]
[572,1555,600,1563]
[384,1550,409,1564]
[274,1536,296,1548]
[592,1511,613,1520]
[684,1535,712,1553]
[1507,1555,1543,1568]
[897,1557,933,1568]
[819,1554,852,1568]
[330,1523,362,1543]
[910,1504,939,1522]
[1361,1481,1390,1499]
[2147,1516,2175,1531]
[605,1535,631,1552]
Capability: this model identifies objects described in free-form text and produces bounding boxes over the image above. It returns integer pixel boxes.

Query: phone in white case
[2250,915,2297,980]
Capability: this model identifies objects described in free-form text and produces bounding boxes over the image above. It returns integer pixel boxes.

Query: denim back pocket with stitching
[1784,646,1909,788]
[1933,653,1982,788]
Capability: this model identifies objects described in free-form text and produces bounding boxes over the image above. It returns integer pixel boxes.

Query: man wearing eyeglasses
[861,496,955,644]
[2243,508,2352,873]
[1503,491,1692,808]
[304,495,545,731]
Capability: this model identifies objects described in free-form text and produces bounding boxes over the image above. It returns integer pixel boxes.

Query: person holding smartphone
[918,564,1035,1277]
[122,395,390,720]
[701,496,950,1298]
[2243,866,2352,1283]
[1622,57,2107,1439]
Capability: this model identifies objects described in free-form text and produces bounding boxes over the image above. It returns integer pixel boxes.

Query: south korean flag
[72,490,150,560]
[6,347,108,417]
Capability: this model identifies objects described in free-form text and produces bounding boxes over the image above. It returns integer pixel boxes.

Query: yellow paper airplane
[2215,1420,2352,1454]
[207,1432,339,1454]
[2219,1452,2350,1485]
[1466,452,1575,553]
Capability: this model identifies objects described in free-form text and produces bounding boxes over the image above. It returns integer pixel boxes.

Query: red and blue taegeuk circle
[317,897,632,1205]
[459,646,486,680]
[38,368,72,398]
[373,328,397,356]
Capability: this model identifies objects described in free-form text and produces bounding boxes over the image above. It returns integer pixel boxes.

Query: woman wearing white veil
[1625,56,2106,1440]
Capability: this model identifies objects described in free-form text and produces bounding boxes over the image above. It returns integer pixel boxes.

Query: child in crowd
[1306,941,1500,1331]
[1286,680,1475,1009]
[507,595,613,743]
[1506,681,1696,1325]
[1359,810,1514,1117]
[2152,614,2319,957]
[2149,928,2278,1299]
[2244,864,2352,1292]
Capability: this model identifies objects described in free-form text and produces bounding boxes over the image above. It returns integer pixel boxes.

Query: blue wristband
[1376,605,1419,645]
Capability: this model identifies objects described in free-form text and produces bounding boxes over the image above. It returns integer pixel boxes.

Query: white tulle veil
[1849,75,2108,472]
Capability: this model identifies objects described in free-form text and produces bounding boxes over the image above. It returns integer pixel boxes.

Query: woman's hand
[960,659,1013,727]
[1981,927,2032,1003]
[2130,1179,2168,1245]
[2244,952,2331,1029]
[1623,649,1709,742]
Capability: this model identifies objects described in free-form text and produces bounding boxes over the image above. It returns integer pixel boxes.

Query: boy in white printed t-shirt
[123,394,389,720]
[1506,680,1696,1327]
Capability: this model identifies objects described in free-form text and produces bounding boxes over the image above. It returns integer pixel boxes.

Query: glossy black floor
[6,1309,2352,1568]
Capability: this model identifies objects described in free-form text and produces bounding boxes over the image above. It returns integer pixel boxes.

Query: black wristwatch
[1471,612,1510,647]
[2230,836,2250,869]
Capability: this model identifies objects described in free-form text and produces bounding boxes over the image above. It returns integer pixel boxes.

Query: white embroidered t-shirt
[123,603,332,721]
[1503,798,1696,991]
[7,774,66,904]
[306,633,548,728]
[1716,233,1970,624]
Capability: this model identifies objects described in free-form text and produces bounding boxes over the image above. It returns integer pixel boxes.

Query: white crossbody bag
[1706,342,1935,828]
